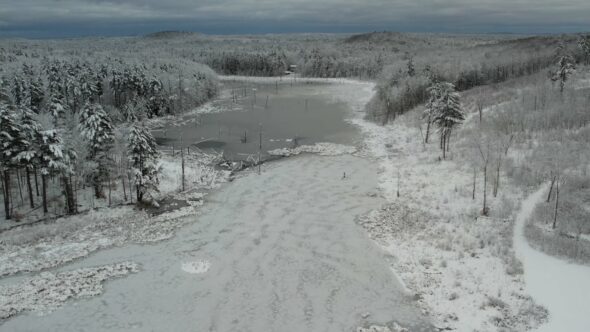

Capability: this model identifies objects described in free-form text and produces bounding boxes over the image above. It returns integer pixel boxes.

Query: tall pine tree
[78,102,114,198]
[0,102,27,219]
[128,123,160,204]
[428,82,464,159]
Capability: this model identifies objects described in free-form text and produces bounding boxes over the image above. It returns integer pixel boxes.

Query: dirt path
[3,154,432,331]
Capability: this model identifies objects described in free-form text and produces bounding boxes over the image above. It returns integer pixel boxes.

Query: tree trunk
[42,174,48,214]
[2,171,10,220]
[478,107,483,123]
[26,168,34,208]
[546,175,557,203]
[108,172,112,206]
[16,169,24,206]
[62,175,76,215]
[181,148,185,191]
[494,160,501,197]
[136,185,142,203]
[121,173,127,202]
[34,166,39,196]
[482,164,488,216]
[443,135,447,159]
[552,180,559,230]
[446,130,452,153]
[472,167,476,200]
[425,117,431,143]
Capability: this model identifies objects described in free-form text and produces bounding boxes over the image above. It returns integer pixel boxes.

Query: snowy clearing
[353,111,547,331]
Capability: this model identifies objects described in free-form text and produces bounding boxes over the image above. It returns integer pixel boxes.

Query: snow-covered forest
[1,31,590,332]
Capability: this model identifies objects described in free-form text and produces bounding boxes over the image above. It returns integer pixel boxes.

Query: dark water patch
[153,82,357,161]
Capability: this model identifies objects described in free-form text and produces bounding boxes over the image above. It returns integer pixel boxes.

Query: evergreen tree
[48,92,67,123]
[578,35,590,65]
[29,77,45,112]
[551,42,576,94]
[15,107,41,209]
[37,129,75,214]
[78,102,114,198]
[407,57,416,77]
[0,102,27,219]
[128,123,160,204]
[428,82,464,159]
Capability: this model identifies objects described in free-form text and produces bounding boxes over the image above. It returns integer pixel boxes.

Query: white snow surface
[0,262,138,320]
[2,155,432,331]
[0,153,227,278]
[352,108,547,331]
[514,186,590,332]
[181,260,211,274]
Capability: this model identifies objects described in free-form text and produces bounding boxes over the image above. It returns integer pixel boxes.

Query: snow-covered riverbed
[2,154,432,331]
[0,78,434,331]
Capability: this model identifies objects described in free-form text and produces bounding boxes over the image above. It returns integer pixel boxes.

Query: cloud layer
[1,0,589,37]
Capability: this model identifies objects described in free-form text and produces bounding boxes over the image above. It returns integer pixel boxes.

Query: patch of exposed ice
[0,262,139,321]
[181,260,211,274]
[268,142,357,157]
[357,322,408,332]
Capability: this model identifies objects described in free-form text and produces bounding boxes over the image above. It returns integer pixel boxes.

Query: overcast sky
[1,0,589,38]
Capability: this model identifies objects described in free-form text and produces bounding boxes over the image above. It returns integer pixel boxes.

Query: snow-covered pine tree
[423,79,444,144]
[48,92,67,124]
[578,35,590,65]
[28,77,45,112]
[0,78,11,104]
[37,128,73,214]
[128,123,160,205]
[15,107,41,209]
[429,82,464,159]
[0,102,27,219]
[551,42,576,94]
[12,76,29,107]
[407,57,416,77]
[78,102,114,198]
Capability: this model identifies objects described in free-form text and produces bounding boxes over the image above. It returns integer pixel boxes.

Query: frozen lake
[1,80,433,331]
[153,80,359,161]
[3,155,432,331]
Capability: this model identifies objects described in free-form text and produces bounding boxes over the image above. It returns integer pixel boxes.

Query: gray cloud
[1,0,589,37]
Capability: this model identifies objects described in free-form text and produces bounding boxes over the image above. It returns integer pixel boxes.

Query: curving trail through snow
[514,186,590,332]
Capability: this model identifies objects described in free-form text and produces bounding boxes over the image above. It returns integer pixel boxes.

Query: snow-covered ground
[515,186,590,332]
[0,151,228,278]
[0,262,138,320]
[351,103,548,330]
[1,155,432,331]
[4,76,585,332]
